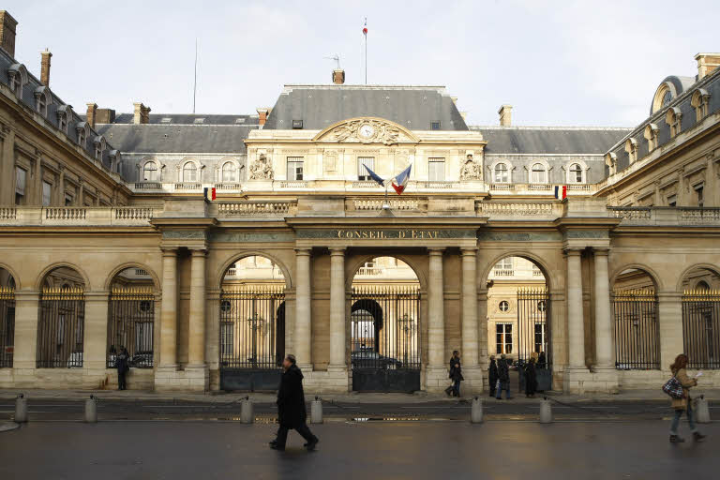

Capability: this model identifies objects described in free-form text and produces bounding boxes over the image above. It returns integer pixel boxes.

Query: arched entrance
[680,266,720,370]
[0,267,16,368]
[219,255,286,391]
[486,256,551,391]
[350,256,421,392]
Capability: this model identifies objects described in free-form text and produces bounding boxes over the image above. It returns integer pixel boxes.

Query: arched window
[76,122,90,148]
[7,63,28,98]
[143,162,159,182]
[222,162,237,182]
[652,82,676,114]
[34,86,50,118]
[568,163,584,183]
[93,136,106,161]
[624,138,638,164]
[605,153,617,176]
[666,107,682,138]
[57,105,72,134]
[530,163,547,183]
[494,163,509,183]
[183,162,198,182]
[644,124,659,152]
[691,89,710,122]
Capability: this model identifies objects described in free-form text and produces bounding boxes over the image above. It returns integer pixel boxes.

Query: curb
[0,422,20,433]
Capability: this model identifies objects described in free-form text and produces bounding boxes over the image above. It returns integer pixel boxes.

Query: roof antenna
[324,54,341,70]
[192,38,198,114]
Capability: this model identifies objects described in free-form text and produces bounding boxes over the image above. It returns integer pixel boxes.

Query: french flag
[204,187,216,202]
[554,185,567,200]
[392,164,412,195]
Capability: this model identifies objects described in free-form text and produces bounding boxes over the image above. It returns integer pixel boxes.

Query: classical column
[329,248,346,370]
[295,248,312,368]
[188,249,207,366]
[11,290,40,371]
[83,291,110,373]
[55,165,65,205]
[658,292,684,372]
[76,179,84,207]
[427,248,445,370]
[461,248,479,368]
[0,128,15,205]
[159,249,178,368]
[593,249,614,369]
[566,249,586,370]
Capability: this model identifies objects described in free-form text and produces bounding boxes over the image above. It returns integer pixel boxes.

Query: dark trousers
[452,379,461,397]
[489,380,497,397]
[118,372,126,390]
[275,422,316,448]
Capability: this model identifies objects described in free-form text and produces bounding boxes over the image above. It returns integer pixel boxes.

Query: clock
[358,124,375,139]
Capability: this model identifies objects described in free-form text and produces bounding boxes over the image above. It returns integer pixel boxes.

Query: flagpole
[383,181,389,210]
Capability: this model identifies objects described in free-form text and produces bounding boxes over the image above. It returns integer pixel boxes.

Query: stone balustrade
[477,201,562,219]
[214,201,296,217]
[0,207,157,226]
[353,199,423,211]
[610,207,720,225]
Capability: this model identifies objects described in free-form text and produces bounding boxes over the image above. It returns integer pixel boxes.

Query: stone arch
[216,251,293,290]
[35,262,91,291]
[313,117,419,143]
[0,262,20,289]
[480,250,555,292]
[104,262,161,292]
[676,263,720,292]
[346,253,426,291]
[609,263,662,291]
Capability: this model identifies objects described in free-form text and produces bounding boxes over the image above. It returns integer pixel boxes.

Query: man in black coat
[444,350,464,397]
[495,354,512,400]
[488,355,499,398]
[270,354,319,451]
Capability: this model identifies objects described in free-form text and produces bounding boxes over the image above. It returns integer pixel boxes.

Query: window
[691,89,710,122]
[183,163,198,182]
[76,123,89,148]
[94,137,105,160]
[494,163,509,183]
[652,82,675,114]
[496,323,513,355]
[8,64,27,97]
[695,184,704,208]
[530,163,547,183]
[625,139,638,164]
[15,167,27,205]
[428,157,445,181]
[537,300,547,312]
[569,163,584,183]
[9,72,21,96]
[221,163,237,182]
[57,106,71,134]
[667,194,677,207]
[666,108,682,138]
[605,153,618,176]
[498,300,509,312]
[64,194,74,206]
[292,119,303,129]
[357,157,375,181]
[534,323,547,355]
[142,162,159,182]
[644,124,658,152]
[35,87,49,117]
[287,157,304,181]
[431,121,441,130]
[42,181,52,207]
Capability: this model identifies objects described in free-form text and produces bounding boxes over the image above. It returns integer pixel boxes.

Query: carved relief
[460,154,482,181]
[322,119,412,145]
[249,153,274,180]
[394,150,410,171]
[323,150,338,174]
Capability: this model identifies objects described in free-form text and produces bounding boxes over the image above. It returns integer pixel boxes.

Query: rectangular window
[357,157,375,181]
[431,121,441,130]
[292,119,303,129]
[496,323,513,355]
[15,167,27,205]
[534,323,547,354]
[428,158,445,181]
[42,181,52,207]
[64,194,74,206]
[667,194,677,207]
[286,157,304,181]
[695,184,704,208]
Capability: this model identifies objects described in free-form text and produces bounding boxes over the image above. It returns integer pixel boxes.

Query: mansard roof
[262,85,469,131]
[109,113,260,125]
[470,126,631,154]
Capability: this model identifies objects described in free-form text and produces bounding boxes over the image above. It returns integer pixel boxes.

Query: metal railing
[682,289,720,369]
[107,287,155,368]
[38,287,85,368]
[613,289,660,370]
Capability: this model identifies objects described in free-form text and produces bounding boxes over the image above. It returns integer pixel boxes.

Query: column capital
[161,248,178,257]
[329,247,346,256]
[460,247,478,256]
[564,248,583,257]
[593,248,610,257]
[428,247,445,256]
[189,247,207,256]
[295,248,312,256]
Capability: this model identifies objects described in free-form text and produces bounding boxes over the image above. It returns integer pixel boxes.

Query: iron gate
[351,285,421,392]
[682,289,720,369]
[219,284,285,391]
[0,286,14,368]
[613,289,660,370]
[517,287,552,391]
[38,287,85,368]
[107,286,155,368]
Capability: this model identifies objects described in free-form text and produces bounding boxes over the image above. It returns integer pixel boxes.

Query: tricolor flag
[391,164,412,195]
[204,187,216,202]
[554,185,567,200]
[363,164,385,187]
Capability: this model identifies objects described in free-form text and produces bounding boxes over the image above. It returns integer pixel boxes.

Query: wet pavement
[1,421,718,479]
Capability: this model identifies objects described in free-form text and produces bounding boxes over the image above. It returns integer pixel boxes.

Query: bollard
[310,396,323,424]
[14,394,28,423]
[539,397,553,424]
[240,396,254,424]
[470,396,483,424]
[85,395,97,423]
[696,395,711,424]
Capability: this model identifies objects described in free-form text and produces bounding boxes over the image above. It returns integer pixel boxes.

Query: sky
[7,0,720,127]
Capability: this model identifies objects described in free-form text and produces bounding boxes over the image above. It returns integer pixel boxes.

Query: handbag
[662,375,684,399]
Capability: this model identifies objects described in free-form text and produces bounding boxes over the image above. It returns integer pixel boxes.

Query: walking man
[445,350,464,397]
[270,354,319,451]
[488,355,499,398]
[496,354,512,400]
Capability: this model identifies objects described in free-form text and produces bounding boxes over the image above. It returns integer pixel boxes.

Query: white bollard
[14,394,28,423]
[470,396,483,424]
[539,398,553,424]
[85,395,98,423]
[696,395,711,424]
[240,396,254,424]
[310,396,323,424]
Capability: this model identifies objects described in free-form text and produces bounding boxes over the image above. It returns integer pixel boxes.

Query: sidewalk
[2,388,719,404]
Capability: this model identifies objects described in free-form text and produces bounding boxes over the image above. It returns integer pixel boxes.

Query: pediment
[313,117,418,145]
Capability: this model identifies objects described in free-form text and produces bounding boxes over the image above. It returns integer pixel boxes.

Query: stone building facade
[0,10,719,393]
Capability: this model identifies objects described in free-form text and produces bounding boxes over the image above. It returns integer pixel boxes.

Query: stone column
[159,249,178,368]
[55,165,65,205]
[329,248,346,370]
[0,128,15,206]
[426,248,446,389]
[11,291,40,373]
[461,248,479,367]
[593,249,614,369]
[295,248,312,369]
[566,249,586,370]
[83,291,110,383]
[658,292,684,373]
[33,153,43,206]
[188,249,207,366]
[76,179,84,207]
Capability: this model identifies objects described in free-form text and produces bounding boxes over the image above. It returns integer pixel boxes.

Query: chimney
[695,53,720,80]
[0,11,17,58]
[40,49,52,85]
[95,108,116,124]
[332,69,345,85]
[133,102,151,124]
[498,104,513,127]
[86,103,98,129]
[257,108,269,126]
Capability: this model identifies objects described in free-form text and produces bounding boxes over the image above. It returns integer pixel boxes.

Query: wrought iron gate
[0,286,14,368]
[682,289,720,369]
[351,285,421,392]
[613,289,660,370]
[219,285,285,391]
[517,287,552,391]
[38,287,85,368]
[107,286,155,368]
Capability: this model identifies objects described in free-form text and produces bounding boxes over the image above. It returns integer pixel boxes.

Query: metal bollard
[85,395,98,423]
[14,394,28,423]
[240,396,254,424]
[539,397,553,424]
[470,396,483,424]
[696,395,711,424]
[310,396,323,424]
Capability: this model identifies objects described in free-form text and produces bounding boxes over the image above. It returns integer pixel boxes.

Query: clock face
[359,124,375,138]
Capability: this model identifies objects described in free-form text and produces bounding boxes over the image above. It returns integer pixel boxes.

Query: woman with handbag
[668,354,706,444]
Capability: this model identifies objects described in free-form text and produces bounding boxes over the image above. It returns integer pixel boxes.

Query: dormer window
[34,86,51,118]
[644,124,659,151]
[431,121,441,130]
[8,63,28,98]
[494,163,510,183]
[652,82,677,114]
[567,162,586,184]
[666,107,682,138]
[624,138,638,164]
[222,162,237,182]
[57,105,72,134]
[75,122,90,148]
[143,161,159,181]
[605,153,617,176]
[530,162,547,183]
[183,162,198,182]
[93,136,106,160]
[292,119,303,129]
[691,89,710,122]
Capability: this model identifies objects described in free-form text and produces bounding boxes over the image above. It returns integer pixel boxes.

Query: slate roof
[108,114,259,125]
[263,85,469,131]
[470,126,632,154]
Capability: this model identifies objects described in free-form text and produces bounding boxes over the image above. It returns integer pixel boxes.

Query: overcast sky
[8,0,720,126]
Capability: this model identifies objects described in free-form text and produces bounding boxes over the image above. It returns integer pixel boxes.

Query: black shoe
[670,435,685,444]
[305,438,319,451]
[269,441,285,451]
[444,387,453,397]
[693,432,706,442]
